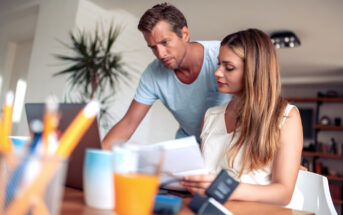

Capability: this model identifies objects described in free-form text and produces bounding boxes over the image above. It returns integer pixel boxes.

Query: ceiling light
[270,31,301,48]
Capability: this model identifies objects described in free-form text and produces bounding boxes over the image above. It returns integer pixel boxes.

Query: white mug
[83,148,114,209]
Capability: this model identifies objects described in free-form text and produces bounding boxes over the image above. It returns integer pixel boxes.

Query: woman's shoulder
[283,104,298,117]
[203,103,227,127]
[280,104,300,127]
[206,103,228,115]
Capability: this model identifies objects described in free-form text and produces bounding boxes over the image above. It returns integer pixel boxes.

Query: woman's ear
[181,26,190,42]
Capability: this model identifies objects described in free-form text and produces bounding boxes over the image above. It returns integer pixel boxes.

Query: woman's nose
[214,67,223,77]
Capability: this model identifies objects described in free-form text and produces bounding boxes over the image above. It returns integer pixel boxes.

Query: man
[102,3,230,150]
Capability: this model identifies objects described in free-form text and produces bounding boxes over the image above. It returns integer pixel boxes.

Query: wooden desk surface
[61,187,314,215]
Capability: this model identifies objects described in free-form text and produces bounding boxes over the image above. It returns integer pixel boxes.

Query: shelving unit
[313,125,343,131]
[302,152,343,183]
[287,97,343,102]
[326,175,343,182]
[302,151,343,159]
[288,97,343,211]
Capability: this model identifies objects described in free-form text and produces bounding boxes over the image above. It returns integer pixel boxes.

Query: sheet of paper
[138,136,208,190]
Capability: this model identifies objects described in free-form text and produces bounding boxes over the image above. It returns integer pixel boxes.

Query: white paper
[138,136,208,190]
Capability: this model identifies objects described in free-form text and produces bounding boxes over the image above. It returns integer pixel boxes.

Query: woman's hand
[180,174,217,195]
[299,165,307,171]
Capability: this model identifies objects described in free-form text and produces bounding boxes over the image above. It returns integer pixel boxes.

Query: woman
[181,29,303,205]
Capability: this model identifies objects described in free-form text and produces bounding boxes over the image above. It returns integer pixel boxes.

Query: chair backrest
[286,170,337,215]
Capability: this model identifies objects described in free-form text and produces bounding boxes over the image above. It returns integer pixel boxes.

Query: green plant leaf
[54,22,133,121]
[53,63,86,76]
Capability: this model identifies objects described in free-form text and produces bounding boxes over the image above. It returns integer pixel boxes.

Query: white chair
[286,170,337,215]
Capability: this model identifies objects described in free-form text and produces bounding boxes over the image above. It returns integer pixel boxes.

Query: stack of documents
[138,136,208,190]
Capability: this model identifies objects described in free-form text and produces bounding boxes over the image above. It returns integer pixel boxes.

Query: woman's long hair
[222,29,287,176]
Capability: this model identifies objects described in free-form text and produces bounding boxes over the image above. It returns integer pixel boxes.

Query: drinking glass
[112,143,164,215]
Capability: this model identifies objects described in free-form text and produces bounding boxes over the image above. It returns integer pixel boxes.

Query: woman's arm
[182,108,303,205]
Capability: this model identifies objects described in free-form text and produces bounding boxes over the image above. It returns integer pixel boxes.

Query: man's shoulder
[196,40,220,51]
[196,40,220,47]
[196,40,220,62]
[144,59,168,76]
[146,59,162,71]
[193,41,220,71]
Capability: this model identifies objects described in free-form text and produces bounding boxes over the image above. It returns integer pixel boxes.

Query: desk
[61,187,314,215]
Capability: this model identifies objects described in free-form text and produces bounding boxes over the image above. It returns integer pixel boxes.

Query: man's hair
[138,3,187,38]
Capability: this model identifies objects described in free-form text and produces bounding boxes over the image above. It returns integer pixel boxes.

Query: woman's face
[215,45,244,95]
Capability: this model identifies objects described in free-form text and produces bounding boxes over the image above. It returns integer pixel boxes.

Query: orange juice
[114,173,159,215]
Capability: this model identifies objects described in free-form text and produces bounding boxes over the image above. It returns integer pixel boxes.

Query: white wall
[24,0,81,102]
[8,41,33,92]
[0,0,178,142]
[0,43,17,103]
[0,1,38,135]
[11,0,81,136]
[10,40,33,135]
[0,3,38,105]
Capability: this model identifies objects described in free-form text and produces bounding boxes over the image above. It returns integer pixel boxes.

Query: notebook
[25,103,102,190]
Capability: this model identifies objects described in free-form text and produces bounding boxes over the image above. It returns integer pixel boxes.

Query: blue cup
[83,148,114,209]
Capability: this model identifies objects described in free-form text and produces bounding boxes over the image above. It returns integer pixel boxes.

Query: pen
[5,120,43,204]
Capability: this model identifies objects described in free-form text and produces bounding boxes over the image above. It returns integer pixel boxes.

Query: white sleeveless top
[200,102,303,209]
[201,103,295,184]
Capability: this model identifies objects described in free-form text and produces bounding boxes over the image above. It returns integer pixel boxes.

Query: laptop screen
[25,103,102,190]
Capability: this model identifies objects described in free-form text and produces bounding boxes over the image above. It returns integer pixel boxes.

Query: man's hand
[180,174,217,195]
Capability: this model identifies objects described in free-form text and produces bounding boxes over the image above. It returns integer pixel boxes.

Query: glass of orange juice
[112,143,164,215]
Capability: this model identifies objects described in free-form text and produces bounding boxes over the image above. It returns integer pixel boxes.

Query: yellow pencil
[56,101,100,158]
[42,97,59,155]
[0,91,14,153]
[0,118,3,151]
[32,191,51,215]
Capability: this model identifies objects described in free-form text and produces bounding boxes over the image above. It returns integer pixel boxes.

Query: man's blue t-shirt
[134,41,231,142]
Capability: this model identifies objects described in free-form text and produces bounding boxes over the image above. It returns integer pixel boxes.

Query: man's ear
[181,26,190,42]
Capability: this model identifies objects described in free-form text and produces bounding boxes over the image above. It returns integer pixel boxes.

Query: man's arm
[102,100,151,150]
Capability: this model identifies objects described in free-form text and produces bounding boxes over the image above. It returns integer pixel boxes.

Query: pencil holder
[0,153,68,215]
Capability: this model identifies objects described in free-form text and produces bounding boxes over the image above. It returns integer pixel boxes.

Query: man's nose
[156,46,167,59]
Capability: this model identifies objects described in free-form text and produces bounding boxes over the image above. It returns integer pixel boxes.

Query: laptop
[25,103,102,190]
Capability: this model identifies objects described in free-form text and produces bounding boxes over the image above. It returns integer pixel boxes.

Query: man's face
[143,21,189,70]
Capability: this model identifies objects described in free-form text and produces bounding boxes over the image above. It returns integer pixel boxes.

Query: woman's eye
[225,67,234,71]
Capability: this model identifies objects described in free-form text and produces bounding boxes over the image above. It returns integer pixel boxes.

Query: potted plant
[54,24,133,129]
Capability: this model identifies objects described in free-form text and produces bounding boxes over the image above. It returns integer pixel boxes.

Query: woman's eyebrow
[221,60,234,65]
